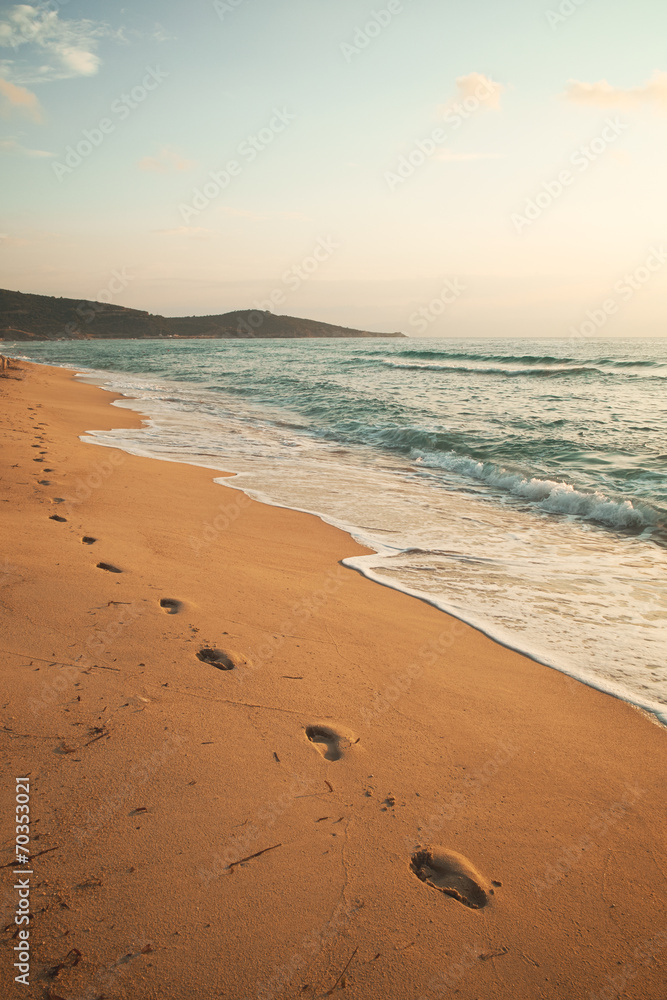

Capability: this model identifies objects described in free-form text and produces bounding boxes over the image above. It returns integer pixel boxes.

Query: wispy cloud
[443,72,505,113]
[0,136,53,157]
[564,71,667,112]
[437,151,505,162]
[0,4,114,83]
[139,147,196,173]
[0,231,30,246]
[0,76,42,121]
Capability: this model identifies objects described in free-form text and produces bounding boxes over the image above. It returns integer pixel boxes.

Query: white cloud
[564,71,667,112]
[437,151,505,162]
[443,72,505,114]
[0,136,53,156]
[0,5,113,83]
[139,147,196,173]
[0,76,42,120]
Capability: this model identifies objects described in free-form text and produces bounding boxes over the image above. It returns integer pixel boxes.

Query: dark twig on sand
[1,845,59,868]
[324,945,358,995]
[226,843,282,872]
[46,947,82,978]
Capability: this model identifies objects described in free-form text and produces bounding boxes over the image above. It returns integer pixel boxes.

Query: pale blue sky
[1,0,666,335]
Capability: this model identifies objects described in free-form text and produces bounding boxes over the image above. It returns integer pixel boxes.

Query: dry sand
[1,358,666,1000]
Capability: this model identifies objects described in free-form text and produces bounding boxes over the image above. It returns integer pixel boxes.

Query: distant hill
[0,288,405,340]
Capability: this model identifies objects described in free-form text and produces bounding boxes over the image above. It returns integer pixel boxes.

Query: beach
[1,357,666,999]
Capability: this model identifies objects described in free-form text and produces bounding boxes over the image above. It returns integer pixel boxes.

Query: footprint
[97,562,122,573]
[160,598,182,614]
[82,536,97,545]
[305,725,354,762]
[50,515,67,523]
[196,648,237,670]
[410,848,494,909]
[38,480,51,485]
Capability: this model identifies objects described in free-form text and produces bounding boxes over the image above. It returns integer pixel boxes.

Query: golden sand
[1,359,665,999]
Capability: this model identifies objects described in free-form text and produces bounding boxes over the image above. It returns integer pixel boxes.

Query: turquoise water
[8,337,667,722]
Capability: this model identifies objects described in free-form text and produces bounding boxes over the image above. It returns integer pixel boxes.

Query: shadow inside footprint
[50,514,67,523]
[97,562,122,573]
[196,648,235,670]
[82,537,97,545]
[411,848,493,909]
[160,598,182,614]
[305,725,349,762]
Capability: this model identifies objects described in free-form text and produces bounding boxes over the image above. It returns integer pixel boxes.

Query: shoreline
[1,358,666,999]
[71,362,667,728]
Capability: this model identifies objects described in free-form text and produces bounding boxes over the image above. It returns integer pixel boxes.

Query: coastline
[1,359,666,998]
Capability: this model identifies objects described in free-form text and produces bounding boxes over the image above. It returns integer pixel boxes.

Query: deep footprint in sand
[97,562,122,573]
[410,848,495,909]
[305,725,354,762]
[196,647,237,670]
[160,598,182,614]
[50,515,67,523]
[82,536,97,545]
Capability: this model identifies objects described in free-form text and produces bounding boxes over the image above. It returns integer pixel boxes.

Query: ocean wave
[415,450,659,531]
[381,360,605,378]
[360,348,665,373]
[599,358,662,368]
[393,349,579,365]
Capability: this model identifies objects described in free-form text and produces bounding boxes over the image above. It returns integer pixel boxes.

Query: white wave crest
[416,451,657,530]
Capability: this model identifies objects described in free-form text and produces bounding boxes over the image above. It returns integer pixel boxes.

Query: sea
[8,336,667,725]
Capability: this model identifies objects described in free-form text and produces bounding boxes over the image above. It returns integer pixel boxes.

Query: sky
[0,0,666,336]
